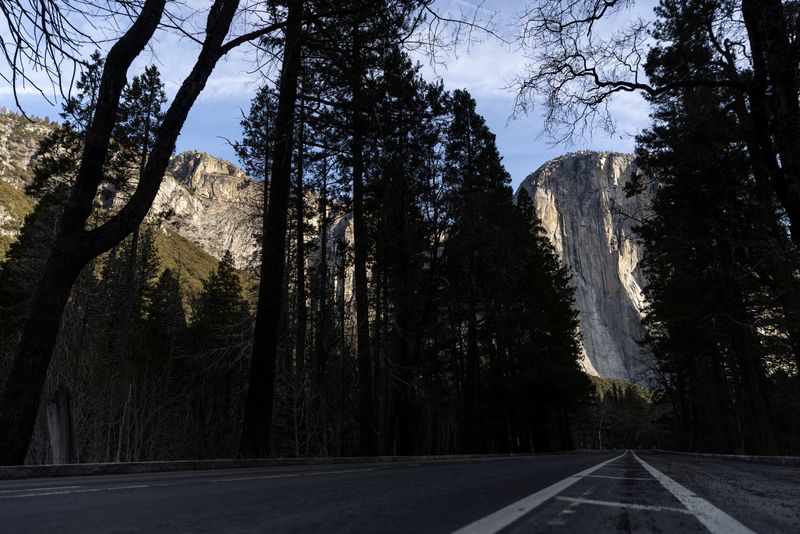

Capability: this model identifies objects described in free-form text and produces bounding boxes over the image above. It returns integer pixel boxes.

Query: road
[1,450,798,533]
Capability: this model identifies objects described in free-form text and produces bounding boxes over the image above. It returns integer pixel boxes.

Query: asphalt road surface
[1,450,798,533]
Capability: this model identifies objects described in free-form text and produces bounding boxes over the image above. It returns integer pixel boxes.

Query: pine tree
[111,66,167,359]
[192,251,250,457]
[26,52,105,201]
[511,188,589,451]
[441,89,514,452]
[114,65,167,189]
[144,268,187,366]
[369,46,444,454]
[235,84,277,185]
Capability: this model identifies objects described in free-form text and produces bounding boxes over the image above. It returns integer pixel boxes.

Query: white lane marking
[213,474,301,483]
[633,452,756,534]
[555,496,692,514]
[602,467,630,471]
[450,452,625,534]
[0,467,376,499]
[581,475,653,480]
[305,468,374,476]
[0,485,81,493]
[0,484,150,499]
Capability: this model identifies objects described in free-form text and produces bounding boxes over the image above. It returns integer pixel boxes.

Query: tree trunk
[728,64,800,375]
[350,18,377,456]
[742,0,800,241]
[117,226,140,360]
[240,0,304,459]
[314,160,329,416]
[0,0,170,466]
[295,98,307,388]
[729,323,779,455]
[0,248,84,464]
[462,294,478,453]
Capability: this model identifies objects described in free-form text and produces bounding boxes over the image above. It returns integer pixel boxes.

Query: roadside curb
[0,451,592,481]
[648,449,800,467]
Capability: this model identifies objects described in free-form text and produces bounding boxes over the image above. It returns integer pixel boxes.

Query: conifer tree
[112,66,167,358]
[193,250,250,456]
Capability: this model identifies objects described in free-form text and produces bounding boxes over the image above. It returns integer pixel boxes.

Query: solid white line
[213,473,301,483]
[633,452,755,534]
[305,468,374,476]
[0,484,150,499]
[0,467,376,499]
[0,485,81,493]
[555,496,691,514]
[450,452,626,534]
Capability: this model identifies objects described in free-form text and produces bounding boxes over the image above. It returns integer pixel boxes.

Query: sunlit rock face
[0,113,262,269]
[0,109,52,189]
[516,151,653,382]
[110,150,262,269]
[157,151,261,268]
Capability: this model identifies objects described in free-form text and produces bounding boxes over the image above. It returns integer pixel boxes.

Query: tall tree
[112,65,167,359]
[240,0,305,458]
[441,89,513,452]
[0,0,287,466]
[191,251,250,457]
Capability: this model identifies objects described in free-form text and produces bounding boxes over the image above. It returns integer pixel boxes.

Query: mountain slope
[0,112,258,293]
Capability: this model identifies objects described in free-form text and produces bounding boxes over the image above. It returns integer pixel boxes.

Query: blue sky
[1,0,653,190]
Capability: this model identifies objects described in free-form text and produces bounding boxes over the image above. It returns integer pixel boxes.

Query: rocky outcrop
[0,112,261,269]
[146,151,261,269]
[516,151,653,382]
[0,109,53,188]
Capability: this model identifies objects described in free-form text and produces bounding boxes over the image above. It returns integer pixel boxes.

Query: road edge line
[0,452,583,481]
[451,452,626,534]
[651,448,800,467]
[632,452,755,534]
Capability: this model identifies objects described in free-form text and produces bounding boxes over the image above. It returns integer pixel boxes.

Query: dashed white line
[581,475,653,480]
[594,467,629,470]
[555,496,692,514]
[450,452,626,534]
[633,452,756,534]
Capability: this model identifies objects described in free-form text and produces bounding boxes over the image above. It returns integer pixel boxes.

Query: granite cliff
[516,151,653,382]
[110,150,261,269]
[0,111,260,271]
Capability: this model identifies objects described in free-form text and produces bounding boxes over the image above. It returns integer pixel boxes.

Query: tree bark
[240,0,304,459]
[314,160,329,410]
[350,17,377,456]
[462,294,478,453]
[295,91,307,388]
[742,0,800,241]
